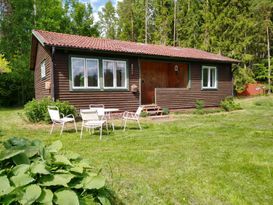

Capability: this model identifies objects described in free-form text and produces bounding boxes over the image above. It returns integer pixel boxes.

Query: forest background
[0,0,272,106]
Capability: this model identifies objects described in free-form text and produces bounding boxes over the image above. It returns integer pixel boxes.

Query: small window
[40,60,46,79]
[103,60,127,89]
[202,66,217,89]
[71,57,99,89]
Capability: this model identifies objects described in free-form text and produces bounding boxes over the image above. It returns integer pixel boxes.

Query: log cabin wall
[34,43,52,99]
[53,49,140,111]
[155,62,233,109]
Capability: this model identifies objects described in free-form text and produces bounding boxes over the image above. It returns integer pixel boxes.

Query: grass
[1,96,273,204]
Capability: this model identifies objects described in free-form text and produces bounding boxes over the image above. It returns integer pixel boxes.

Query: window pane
[86,59,98,87]
[40,61,46,79]
[72,58,85,87]
[210,68,216,87]
[104,61,114,87]
[203,68,208,87]
[116,62,126,87]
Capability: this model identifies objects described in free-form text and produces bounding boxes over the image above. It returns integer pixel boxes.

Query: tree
[0,54,10,73]
[66,0,99,36]
[252,0,273,93]
[34,0,69,32]
[98,1,117,39]
[152,0,174,45]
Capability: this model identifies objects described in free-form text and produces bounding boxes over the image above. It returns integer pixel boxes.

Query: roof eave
[32,30,46,46]
[42,43,239,64]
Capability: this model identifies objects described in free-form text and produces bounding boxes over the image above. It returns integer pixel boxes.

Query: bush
[162,107,169,115]
[24,98,76,123]
[0,137,112,204]
[194,100,205,114]
[220,97,241,111]
[140,111,149,117]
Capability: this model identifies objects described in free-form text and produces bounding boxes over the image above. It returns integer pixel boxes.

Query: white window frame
[71,57,100,89]
[103,60,127,89]
[201,66,217,89]
[40,60,46,79]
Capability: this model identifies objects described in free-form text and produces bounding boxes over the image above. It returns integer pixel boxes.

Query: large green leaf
[68,178,83,189]
[30,161,50,175]
[37,188,53,204]
[12,164,30,175]
[65,152,81,160]
[3,137,30,148]
[40,174,74,187]
[76,159,91,168]
[0,175,13,196]
[46,141,62,153]
[82,175,105,190]
[70,166,83,174]
[98,196,111,205]
[12,153,30,165]
[24,146,40,158]
[53,155,72,166]
[19,184,42,205]
[10,173,34,187]
[54,189,79,205]
[1,194,17,205]
[0,149,24,162]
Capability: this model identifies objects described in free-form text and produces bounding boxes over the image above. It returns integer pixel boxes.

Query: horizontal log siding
[155,63,233,109]
[54,50,140,111]
[34,43,52,99]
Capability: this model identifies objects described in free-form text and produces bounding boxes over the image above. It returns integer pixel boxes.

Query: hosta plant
[0,137,111,205]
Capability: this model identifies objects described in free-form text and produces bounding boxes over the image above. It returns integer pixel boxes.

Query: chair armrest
[60,113,65,118]
[123,111,136,118]
[64,114,75,119]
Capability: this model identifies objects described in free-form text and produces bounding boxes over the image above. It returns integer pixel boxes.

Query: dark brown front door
[141,61,167,104]
[141,61,189,105]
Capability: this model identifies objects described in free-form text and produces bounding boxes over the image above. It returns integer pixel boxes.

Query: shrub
[194,100,205,114]
[162,107,169,115]
[140,111,149,117]
[24,98,76,123]
[0,137,112,205]
[220,96,241,111]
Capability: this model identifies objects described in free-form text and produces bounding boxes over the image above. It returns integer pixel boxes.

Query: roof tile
[32,30,239,63]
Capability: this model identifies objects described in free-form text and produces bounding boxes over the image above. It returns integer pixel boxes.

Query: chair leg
[60,123,65,135]
[106,122,109,135]
[50,123,55,134]
[99,126,102,140]
[112,122,115,131]
[123,119,127,131]
[74,120,77,133]
[137,119,142,130]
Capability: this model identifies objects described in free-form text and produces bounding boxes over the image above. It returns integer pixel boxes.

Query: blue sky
[80,0,120,22]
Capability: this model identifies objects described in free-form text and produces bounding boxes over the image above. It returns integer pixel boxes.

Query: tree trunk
[267,25,271,94]
[204,0,210,51]
[145,0,148,43]
[173,0,177,46]
[33,0,36,25]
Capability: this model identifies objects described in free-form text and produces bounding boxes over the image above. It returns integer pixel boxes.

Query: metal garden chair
[47,106,77,135]
[80,109,108,140]
[122,106,143,131]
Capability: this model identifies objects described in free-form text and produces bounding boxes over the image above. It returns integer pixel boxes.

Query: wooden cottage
[30,30,238,111]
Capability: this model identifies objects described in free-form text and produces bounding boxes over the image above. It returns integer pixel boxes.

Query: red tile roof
[32,30,239,63]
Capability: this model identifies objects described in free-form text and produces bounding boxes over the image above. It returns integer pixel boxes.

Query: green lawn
[1,96,273,204]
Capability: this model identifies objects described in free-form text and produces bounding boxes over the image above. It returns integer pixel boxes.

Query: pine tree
[98,1,117,39]
[66,0,99,36]
[251,0,273,93]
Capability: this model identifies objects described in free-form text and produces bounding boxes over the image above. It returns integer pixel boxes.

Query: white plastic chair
[122,106,143,131]
[47,106,77,135]
[89,104,115,131]
[80,109,108,140]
